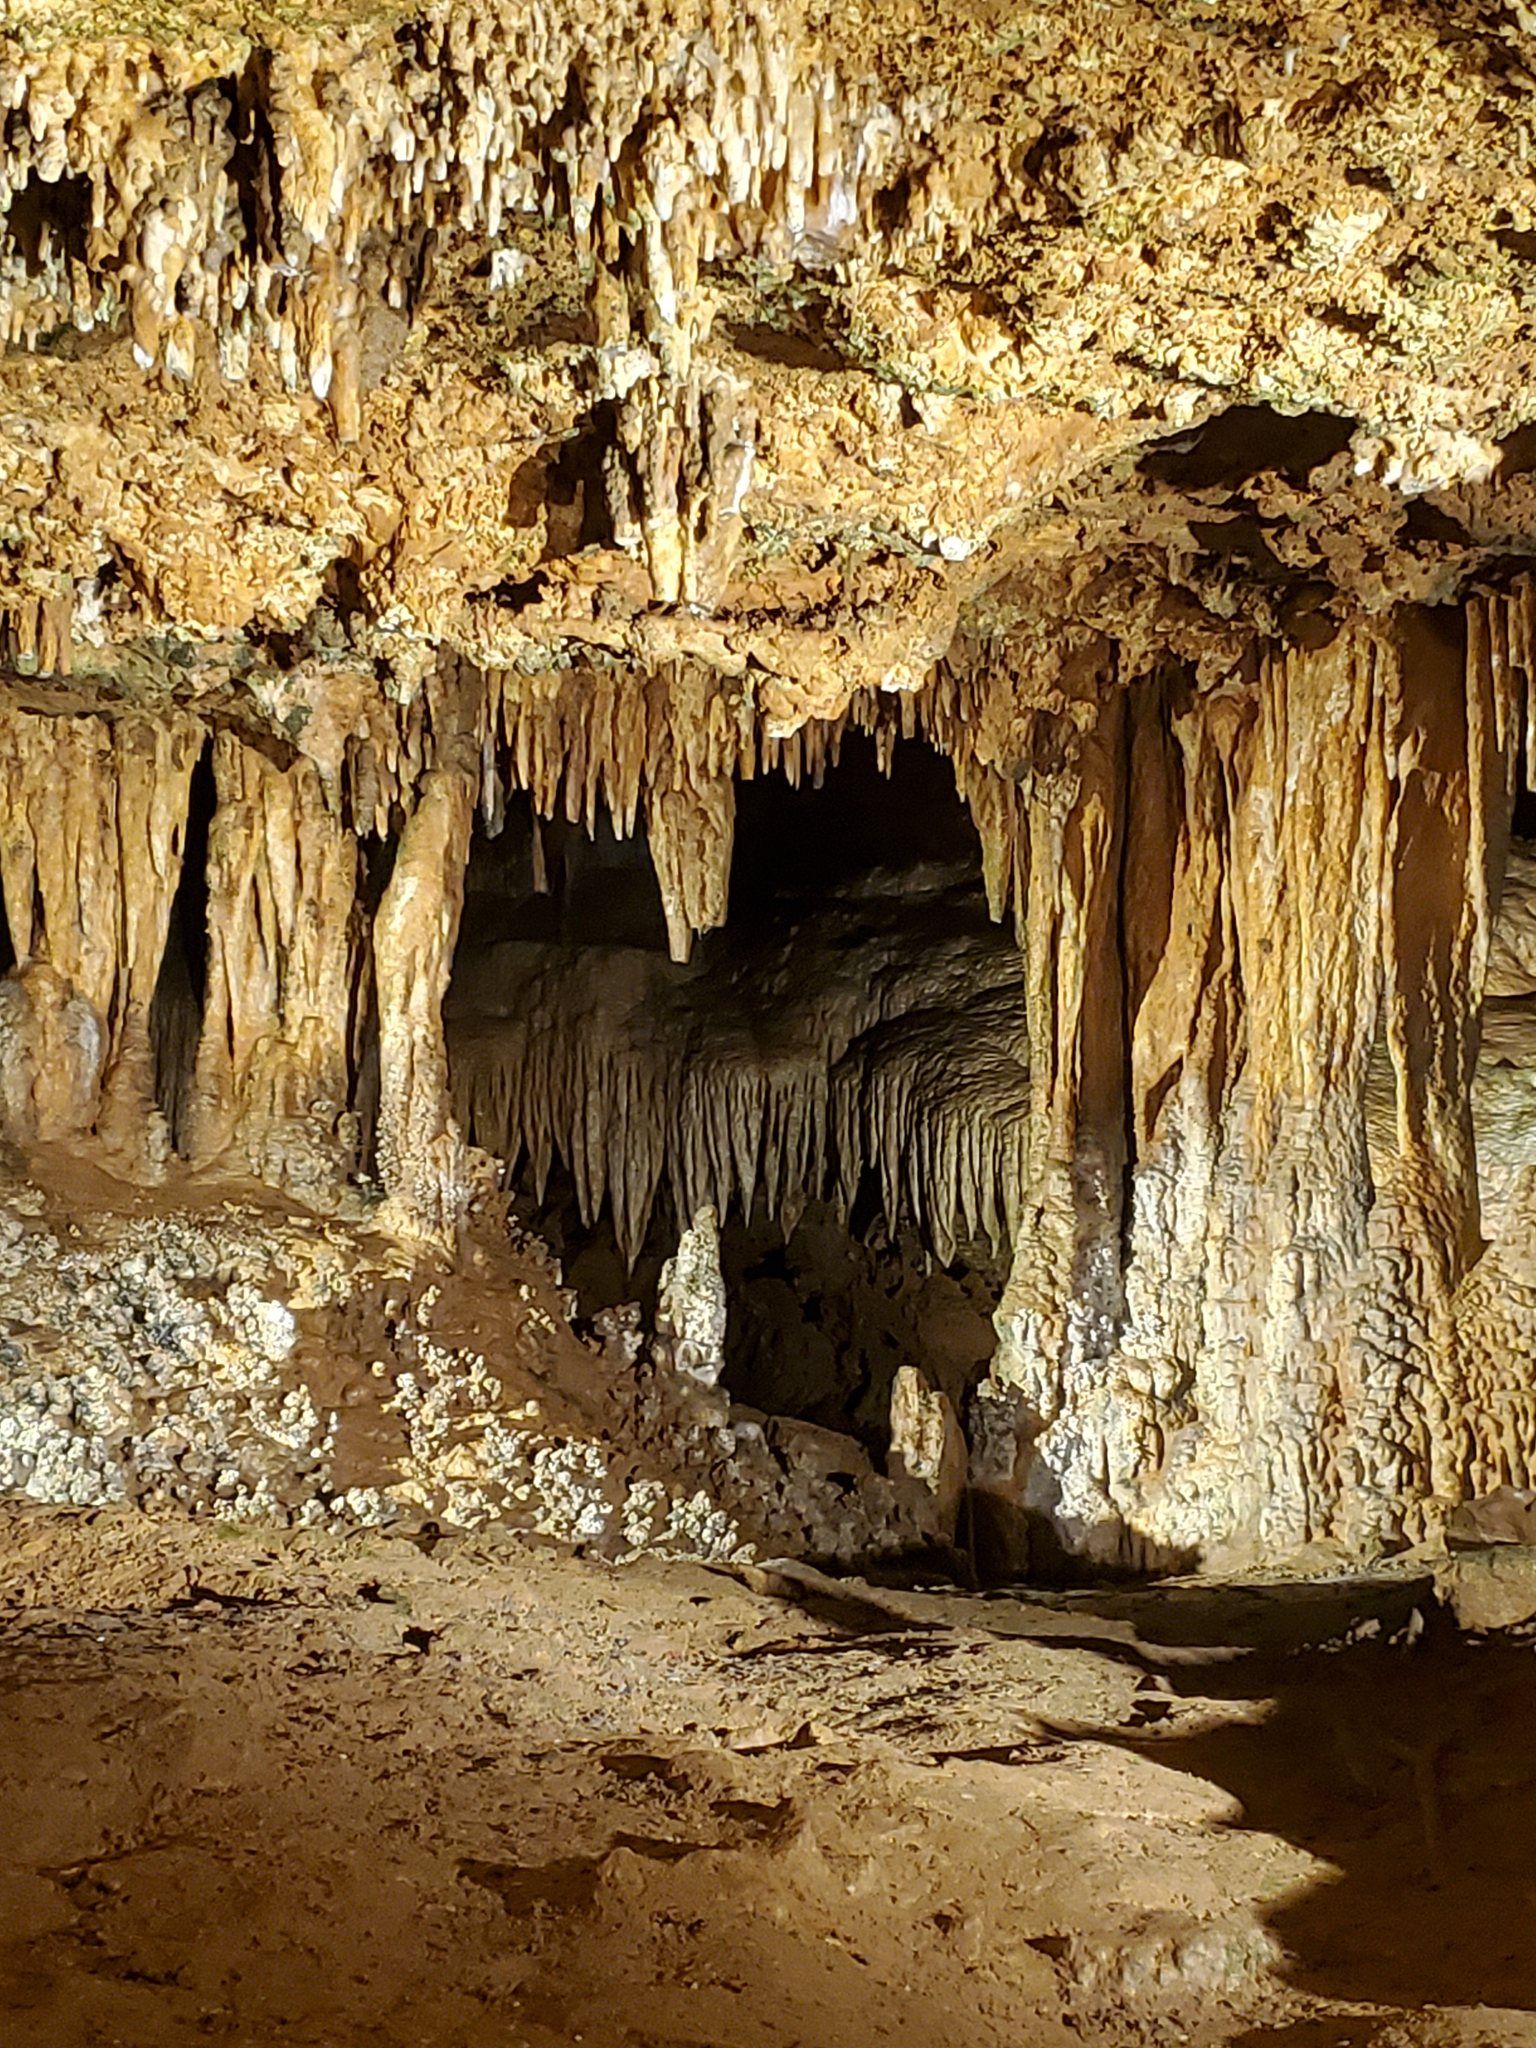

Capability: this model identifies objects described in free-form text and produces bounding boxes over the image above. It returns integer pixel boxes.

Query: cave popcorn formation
[5,0,1536,1571]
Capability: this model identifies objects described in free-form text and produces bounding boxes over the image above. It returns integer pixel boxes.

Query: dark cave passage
[447,735,1023,1445]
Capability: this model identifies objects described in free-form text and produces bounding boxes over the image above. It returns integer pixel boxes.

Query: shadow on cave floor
[1105,1612,1536,2024]
[981,1567,1435,1653]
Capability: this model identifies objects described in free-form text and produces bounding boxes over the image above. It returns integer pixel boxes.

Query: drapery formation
[978,603,1536,1565]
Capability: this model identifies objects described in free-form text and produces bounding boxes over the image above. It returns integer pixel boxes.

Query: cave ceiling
[3,0,1536,732]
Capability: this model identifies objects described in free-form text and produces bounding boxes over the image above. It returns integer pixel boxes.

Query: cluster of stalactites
[0,588,79,678]
[468,655,1044,957]
[0,627,1049,979]
[834,994,1029,1266]
[744,662,1045,933]
[452,1005,1027,1273]
[1467,580,1536,827]
[0,694,484,1247]
[0,10,897,517]
[454,1018,842,1267]
[0,640,1056,1251]
[478,659,746,963]
[0,651,1036,1002]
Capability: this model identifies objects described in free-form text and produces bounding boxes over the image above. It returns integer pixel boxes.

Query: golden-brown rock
[11,0,1536,1570]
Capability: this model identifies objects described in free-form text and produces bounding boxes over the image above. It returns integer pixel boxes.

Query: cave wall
[981,616,1507,1566]
[12,0,1536,1564]
[0,611,1529,1565]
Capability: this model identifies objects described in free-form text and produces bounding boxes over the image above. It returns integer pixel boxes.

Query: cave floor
[1,1506,1533,2048]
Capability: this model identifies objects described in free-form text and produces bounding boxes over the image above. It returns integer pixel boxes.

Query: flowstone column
[0,708,198,1170]
[1118,629,1397,1561]
[1437,582,1536,1504]
[372,762,476,1248]
[185,733,361,1202]
[979,616,1514,1569]
[973,668,1132,1568]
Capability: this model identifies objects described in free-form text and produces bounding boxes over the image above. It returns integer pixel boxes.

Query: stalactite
[450,863,1026,1269]
[0,708,199,1167]
[452,990,848,1270]
[484,661,756,852]
[613,368,756,607]
[645,775,735,964]
[184,733,361,1202]
[463,653,1053,959]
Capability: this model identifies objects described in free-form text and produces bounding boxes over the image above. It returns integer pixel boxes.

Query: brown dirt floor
[2,1506,1536,2047]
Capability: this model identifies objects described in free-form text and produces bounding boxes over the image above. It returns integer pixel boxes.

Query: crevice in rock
[150,739,215,1154]
[1138,406,1358,490]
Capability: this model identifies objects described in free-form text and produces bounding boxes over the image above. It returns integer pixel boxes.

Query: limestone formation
[12,0,1536,1570]
[887,1363,966,1539]
[654,1204,728,1388]
[372,760,476,1246]
[0,708,198,1164]
[186,732,361,1198]
[448,855,1025,1267]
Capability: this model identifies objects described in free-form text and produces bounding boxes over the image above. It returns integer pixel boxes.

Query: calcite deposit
[9,0,1536,1569]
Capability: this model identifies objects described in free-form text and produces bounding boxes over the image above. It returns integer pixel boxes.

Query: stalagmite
[887,1366,966,1541]
[654,1204,728,1387]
